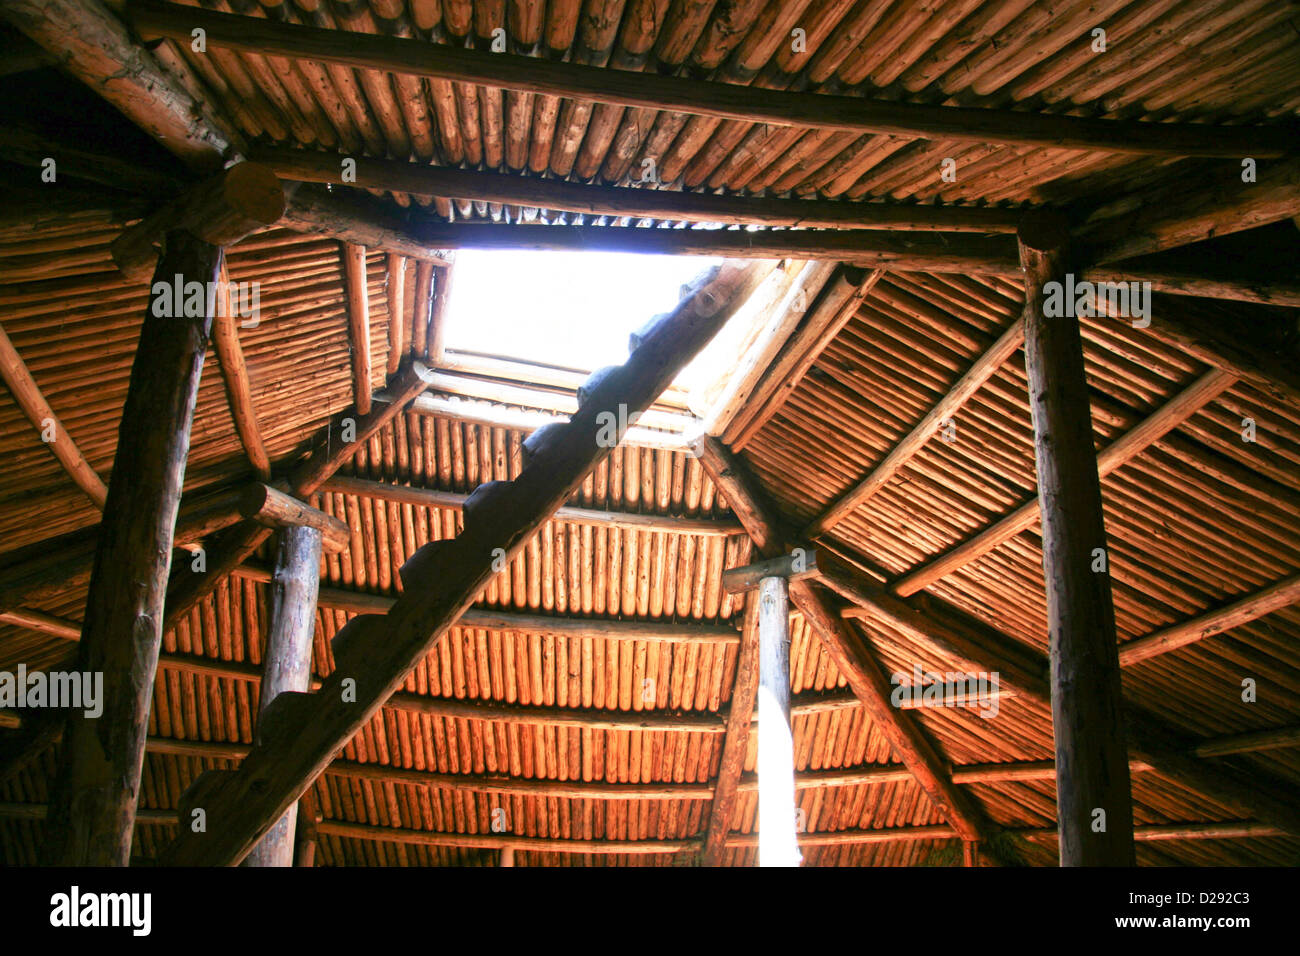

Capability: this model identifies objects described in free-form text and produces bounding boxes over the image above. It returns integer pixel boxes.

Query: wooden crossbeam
[129,1,1295,158]
[1119,572,1300,667]
[212,262,270,480]
[254,147,1021,233]
[280,186,452,264]
[1080,155,1300,263]
[318,475,744,537]
[0,320,107,509]
[892,367,1238,597]
[0,799,1280,855]
[341,243,372,416]
[806,316,1026,538]
[405,222,1021,275]
[159,262,771,865]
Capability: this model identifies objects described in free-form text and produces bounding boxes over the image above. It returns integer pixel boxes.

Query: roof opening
[440,249,723,377]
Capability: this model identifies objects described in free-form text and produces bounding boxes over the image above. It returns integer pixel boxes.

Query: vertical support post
[499,846,515,867]
[756,574,799,867]
[42,231,221,866]
[1019,210,1135,867]
[244,525,323,867]
[293,794,319,867]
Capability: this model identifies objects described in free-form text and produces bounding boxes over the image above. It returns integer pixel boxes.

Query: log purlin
[129,1,1296,158]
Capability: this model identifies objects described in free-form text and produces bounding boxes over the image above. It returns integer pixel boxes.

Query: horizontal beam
[254,147,1021,233]
[402,392,693,452]
[721,550,819,594]
[892,367,1237,596]
[130,1,1295,158]
[279,186,451,264]
[319,475,743,538]
[1119,572,1300,666]
[405,222,1022,275]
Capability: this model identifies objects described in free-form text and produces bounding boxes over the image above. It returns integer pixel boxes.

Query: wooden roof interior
[0,0,1298,866]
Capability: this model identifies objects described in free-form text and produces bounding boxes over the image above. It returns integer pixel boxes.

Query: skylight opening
[440,249,724,381]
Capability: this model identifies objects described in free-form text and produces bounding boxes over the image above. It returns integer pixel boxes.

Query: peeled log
[111,162,286,279]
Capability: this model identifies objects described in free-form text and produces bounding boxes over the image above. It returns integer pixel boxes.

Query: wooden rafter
[805,316,1026,538]
[813,550,1300,840]
[1080,154,1300,263]
[342,243,372,416]
[130,1,1295,158]
[212,261,271,480]
[0,321,107,509]
[254,147,1021,233]
[892,367,1239,597]
[318,475,744,537]
[159,262,772,865]
[726,267,883,451]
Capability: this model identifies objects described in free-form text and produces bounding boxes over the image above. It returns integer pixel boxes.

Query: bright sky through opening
[441,249,723,377]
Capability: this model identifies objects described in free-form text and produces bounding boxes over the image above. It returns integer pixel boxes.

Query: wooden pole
[757,575,799,868]
[1018,210,1134,867]
[244,526,322,867]
[0,320,108,508]
[343,243,372,416]
[41,231,221,866]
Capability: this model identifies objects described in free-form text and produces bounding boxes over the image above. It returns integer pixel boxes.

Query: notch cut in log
[41,231,222,866]
[1019,209,1133,867]
[240,483,349,554]
[111,162,285,279]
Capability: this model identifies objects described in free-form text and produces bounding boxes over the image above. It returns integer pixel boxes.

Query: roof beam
[1118,572,1300,667]
[2,0,236,171]
[814,549,1300,840]
[892,367,1238,597]
[805,316,1025,538]
[693,437,992,847]
[280,186,452,264]
[254,147,1021,233]
[212,261,271,480]
[341,243,372,416]
[1080,155,1300,263]
[400,222,1021,275]
[159,262,772,865]
[0,320,108,510]
[725,268,883,451]
[128,1,1294,158]
[317,475,744,538]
